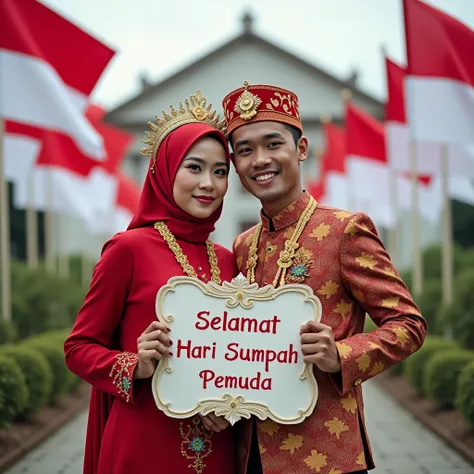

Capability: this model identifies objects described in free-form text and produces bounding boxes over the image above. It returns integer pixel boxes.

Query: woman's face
[173,137,229,219]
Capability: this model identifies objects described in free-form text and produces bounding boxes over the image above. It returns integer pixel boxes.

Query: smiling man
[222,82,427,474]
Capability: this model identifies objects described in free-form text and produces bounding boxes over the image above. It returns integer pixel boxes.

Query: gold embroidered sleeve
[331,212,427,395]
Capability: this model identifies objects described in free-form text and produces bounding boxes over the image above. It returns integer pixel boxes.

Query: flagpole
[441,143,453,314]
[409,141,423,297]
[0,117,12,322]
[389,165,399,266]
[26,171,39,268]
[44,170,55,272]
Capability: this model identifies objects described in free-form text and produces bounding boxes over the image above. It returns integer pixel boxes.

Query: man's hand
[300,321,341,373]
[199,413,230,433]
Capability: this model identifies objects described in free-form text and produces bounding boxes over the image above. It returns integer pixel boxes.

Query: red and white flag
[321,123,350,211]
[385,55,474,178]
[12,105,134,228]
[403,0,474,146]
[345,102,395,228]
[0,0,115,159]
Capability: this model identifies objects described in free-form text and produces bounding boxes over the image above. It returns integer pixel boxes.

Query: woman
[65,91,237,474]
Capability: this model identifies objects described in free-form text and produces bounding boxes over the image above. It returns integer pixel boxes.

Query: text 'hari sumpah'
[175,310,300,391]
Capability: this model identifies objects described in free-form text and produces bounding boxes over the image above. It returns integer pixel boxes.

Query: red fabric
[385,57,407,123]
[403,0,474,85]
[65,229,238,474]
[0,0,114,96]
[222,83,302,135]
[127,122,230,243]
[346,103,387,164]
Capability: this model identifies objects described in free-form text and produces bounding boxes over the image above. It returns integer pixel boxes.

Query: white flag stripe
[405,76,474,146]
[0,50,105,160]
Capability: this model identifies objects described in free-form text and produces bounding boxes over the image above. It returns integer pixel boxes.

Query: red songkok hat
[222,81,303,135]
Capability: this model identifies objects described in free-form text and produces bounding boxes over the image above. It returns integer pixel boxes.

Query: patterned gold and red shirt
[233,191,426,474]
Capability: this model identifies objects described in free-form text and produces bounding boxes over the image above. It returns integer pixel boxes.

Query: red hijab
[127,122,230,243]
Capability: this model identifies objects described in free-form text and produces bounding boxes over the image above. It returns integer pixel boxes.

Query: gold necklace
[154,221,221,284]
[246,196,317,288]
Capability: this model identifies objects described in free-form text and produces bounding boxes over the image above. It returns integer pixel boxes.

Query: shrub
[0,319,18,345]
[415,279,443,335]
[456,360,474,427]
[10,260,85,340]
[442,269,474,349]
[424,349,474,409]
[404,336,458,395]
[22,338,71,404]
[0,354,29,427]
[0,345,53,416]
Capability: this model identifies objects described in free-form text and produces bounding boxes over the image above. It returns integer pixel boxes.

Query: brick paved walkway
[5,381,474,473]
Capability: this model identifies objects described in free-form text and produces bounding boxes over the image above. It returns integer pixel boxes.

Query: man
[221,82,426,474]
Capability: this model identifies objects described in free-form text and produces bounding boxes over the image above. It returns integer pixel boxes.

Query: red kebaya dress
[65,123,238,474]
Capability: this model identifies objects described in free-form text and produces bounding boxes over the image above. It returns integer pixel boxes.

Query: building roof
[105,12,382,123]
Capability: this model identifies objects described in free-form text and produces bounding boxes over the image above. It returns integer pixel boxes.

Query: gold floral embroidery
[244,231,255,247]
[259,443,266,455]
[393,326,410,345]
[356,252,377,269]
[329,469,343,474]
[334,210,352,221]
[280,433,304,454]
[357,353,371,372]
[344,218,358,236]
[109,352,138,403]
[324,418,349,439]
[334,298,352,317]
[382,296,400,308]
[341,394,357,414]
[304,449,327,472]
[369,361,385,376]
[384,266,397,278]
[234,235,242,248]
[352,289,365,302]
[310,223,331,241]
[259,419,279,436]
[180,417,213,474]
[317,280,339,300]
[336,342,352,359]
[236,255,244,270]
[356,451,366,466]
[369,342,381,349]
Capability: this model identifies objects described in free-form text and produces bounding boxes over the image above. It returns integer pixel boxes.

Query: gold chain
[246,196,317,288]
[154,222,221,284]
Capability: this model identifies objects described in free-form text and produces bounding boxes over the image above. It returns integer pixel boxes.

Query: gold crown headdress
[141,90,227,173]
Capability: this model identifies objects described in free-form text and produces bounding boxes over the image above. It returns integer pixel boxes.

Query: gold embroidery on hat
[234,81,262,121]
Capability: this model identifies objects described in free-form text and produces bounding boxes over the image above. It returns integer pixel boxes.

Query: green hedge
[0,354,29,427]
[23,336,73,404]
[0,346,53,416]
[423,349,474,409]
[457,360,474,427]
[404,336,458,395]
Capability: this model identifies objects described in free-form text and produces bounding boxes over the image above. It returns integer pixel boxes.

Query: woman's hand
[135,321,172,379]
[199,413,230,433]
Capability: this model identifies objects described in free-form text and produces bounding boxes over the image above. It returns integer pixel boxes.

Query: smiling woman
[173,137,229,219]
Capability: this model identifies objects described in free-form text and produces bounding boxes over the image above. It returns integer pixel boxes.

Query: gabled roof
[105,15,382,123]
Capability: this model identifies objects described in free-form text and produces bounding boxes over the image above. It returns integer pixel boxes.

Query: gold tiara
[141,91,227,165]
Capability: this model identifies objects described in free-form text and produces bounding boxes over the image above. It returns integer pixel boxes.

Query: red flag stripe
[385,57,407,123]
[117,173,141,213]
[0,0,114,96]
[322,123,346,173]
[346,104,387,164]
[403,0,474,85]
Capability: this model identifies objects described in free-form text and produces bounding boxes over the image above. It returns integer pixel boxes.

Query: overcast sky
[42,0,474,110]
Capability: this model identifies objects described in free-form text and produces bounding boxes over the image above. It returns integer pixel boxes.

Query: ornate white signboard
[151,274,322,425]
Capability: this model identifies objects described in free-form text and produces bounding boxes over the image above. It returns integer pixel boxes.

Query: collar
[260,191,312,232]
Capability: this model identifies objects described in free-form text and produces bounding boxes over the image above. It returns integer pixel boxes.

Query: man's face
[231,121,308,206]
